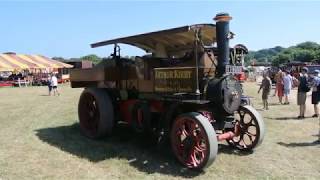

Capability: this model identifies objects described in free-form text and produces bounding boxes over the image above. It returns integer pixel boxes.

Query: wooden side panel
[104,67,121,81]
[70,66,140,82]
[138,80,154,92]
[70,68,105,82]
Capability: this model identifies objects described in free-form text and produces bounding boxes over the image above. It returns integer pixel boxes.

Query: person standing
[297,67,310,119]
[283,70,293,105]
[274,69,284,104]
[47,74,52,96]
[51,73,60,96]
[310,70,320,117]
[258,73,272,110]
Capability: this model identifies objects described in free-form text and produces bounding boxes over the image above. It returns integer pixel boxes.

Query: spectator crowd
[259,67,320,119]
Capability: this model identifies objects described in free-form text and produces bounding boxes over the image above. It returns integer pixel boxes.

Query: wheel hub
[182,135,194,155]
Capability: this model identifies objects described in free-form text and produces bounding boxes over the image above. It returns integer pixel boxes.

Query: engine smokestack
[214,13,232,77]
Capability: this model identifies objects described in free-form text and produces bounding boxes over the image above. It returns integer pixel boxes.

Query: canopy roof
[0,53,73,71]
[91,24,217,54]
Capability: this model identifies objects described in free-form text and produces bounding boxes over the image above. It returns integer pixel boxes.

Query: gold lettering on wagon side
[155,70,192,79]
[154,69,195,92]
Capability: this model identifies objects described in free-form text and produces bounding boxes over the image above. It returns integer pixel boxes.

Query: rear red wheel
[170,112,218,170]
[78,88,114,139]
[79,92,99,136]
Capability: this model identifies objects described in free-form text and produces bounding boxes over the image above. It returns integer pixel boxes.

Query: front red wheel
[227,105,265,150]
[170,112,218,170]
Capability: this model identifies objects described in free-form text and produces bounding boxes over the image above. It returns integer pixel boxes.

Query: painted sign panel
[225,65,243,74]
[154,67,196,93]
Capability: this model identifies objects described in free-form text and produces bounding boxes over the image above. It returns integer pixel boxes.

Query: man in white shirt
[282,70,293,104]
[51,73,60,96]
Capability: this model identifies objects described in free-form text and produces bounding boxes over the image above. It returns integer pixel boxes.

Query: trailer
[70,13,265,170]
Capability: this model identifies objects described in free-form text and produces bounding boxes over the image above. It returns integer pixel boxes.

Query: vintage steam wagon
[70,13,265,170]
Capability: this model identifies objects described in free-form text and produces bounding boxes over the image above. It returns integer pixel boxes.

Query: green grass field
[0,83,319,179]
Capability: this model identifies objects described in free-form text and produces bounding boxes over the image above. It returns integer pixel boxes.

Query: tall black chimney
[214,13,232,77]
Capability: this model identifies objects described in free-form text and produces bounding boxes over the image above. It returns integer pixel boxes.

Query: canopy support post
[194,28,200,95]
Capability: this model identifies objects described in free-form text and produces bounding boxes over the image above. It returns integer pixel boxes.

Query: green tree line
[52,54,136,65]
[245,41,320,66]
[53,41,320,67]
[52,54,103,65]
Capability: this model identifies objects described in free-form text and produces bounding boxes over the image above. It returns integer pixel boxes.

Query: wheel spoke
[186,145,204,168]
[80,93,100,135]
[239,110,245,120]
[240,139,247,148]
[195,140,206,152]
[185,121,196,136]
[181,127,189,137]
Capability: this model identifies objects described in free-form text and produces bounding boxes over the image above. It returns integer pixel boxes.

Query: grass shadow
[266,116,299,120]
[35,123,204,178]
[266,116,316,121]
[35,123,261,177]
[268,102,282,106]
[218,144,254,156]
[278,117,299,120]
[277,141,320,147]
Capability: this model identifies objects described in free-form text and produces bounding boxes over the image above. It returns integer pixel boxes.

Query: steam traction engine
[70,13,265,170]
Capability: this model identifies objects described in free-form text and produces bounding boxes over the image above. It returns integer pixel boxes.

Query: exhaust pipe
[214,13,232,77]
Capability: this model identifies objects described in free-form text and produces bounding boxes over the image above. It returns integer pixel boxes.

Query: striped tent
[0,53,73,71]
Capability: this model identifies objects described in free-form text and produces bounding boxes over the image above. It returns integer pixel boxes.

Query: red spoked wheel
[78,88,114,139]
[227,105,265,151]
[170,112,218,170]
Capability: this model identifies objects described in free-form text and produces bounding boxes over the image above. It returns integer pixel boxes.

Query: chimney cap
[214,12,232,22]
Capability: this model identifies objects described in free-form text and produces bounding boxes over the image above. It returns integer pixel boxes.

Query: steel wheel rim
[229,108,260,150]
[171,116,209,169]
[79,93,100,137]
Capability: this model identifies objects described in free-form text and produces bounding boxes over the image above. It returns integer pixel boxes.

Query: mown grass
[0,82,319,179]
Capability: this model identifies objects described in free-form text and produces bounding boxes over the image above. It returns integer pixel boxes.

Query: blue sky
[0,0,320,58]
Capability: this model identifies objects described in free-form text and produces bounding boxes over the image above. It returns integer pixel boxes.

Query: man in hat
[310,69,320,117]
[297,67,310,119]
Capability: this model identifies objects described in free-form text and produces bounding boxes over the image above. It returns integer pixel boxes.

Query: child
[258,73,272,110]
